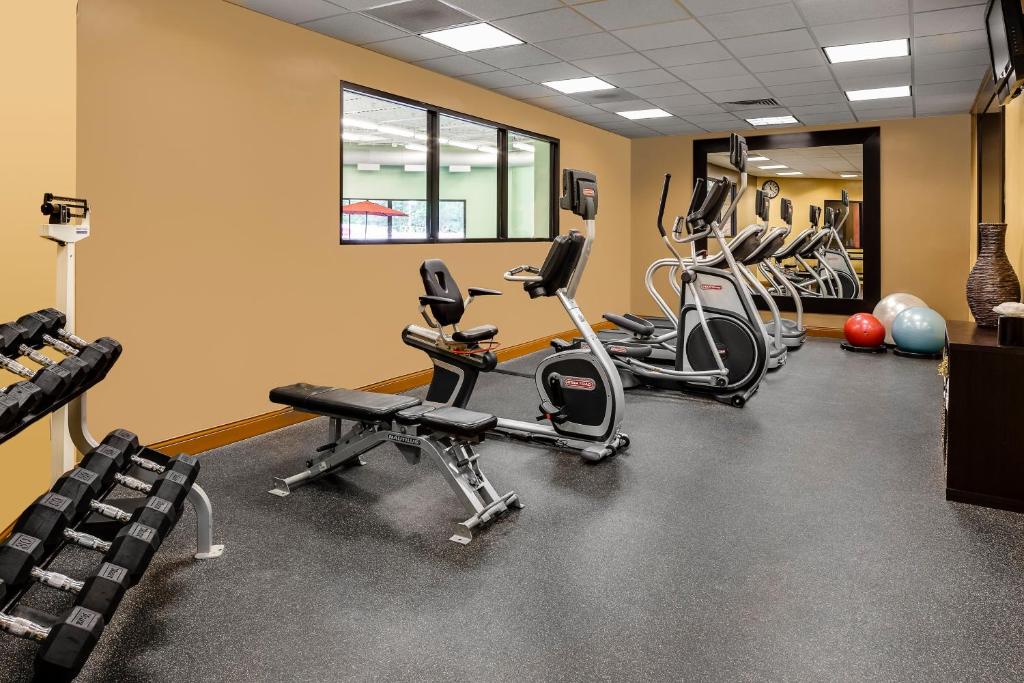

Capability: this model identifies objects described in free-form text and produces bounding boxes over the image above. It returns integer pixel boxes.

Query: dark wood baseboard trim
[805,326,844,339]
[148,321,612,456]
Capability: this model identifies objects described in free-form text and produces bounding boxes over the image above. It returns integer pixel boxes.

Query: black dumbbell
[97,429,201,483]
[0,533,130,621]
[0,353,72,406]
[0,381,46,429]
[0,322,94,392]
[52,466,190,535]
[25,309,121,371]
[0,582,105,683]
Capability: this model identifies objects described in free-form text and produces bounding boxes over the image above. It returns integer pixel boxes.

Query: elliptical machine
[401,169,628,461]
[817,190,860,299]
[601,133,769,407]
[756,198,808,348]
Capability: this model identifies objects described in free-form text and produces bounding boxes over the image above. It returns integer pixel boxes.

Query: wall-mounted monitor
[985,0,1024,88]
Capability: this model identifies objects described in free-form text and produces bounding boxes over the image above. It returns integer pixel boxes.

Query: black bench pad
[413,406,497,437]
[270,383,420,421]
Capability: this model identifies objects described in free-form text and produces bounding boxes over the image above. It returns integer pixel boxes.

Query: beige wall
[76,0,632,444]
[0,1,77,527]
[630,116,973,327]
[1005,95,1024,281]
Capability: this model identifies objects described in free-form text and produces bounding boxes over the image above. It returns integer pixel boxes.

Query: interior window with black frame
[340,84,558,244]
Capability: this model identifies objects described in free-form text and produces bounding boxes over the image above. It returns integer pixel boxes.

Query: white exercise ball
[872,293,928,345]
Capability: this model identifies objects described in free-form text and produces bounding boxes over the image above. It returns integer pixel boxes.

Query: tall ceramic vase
[966,223,1021,327]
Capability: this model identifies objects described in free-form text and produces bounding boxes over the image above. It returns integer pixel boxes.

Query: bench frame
[270,411,522,544]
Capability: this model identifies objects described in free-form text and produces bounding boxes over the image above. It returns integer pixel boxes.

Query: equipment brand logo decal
[387,433,420,446]
[608,345,627,353]
[582,188,595,197]
[700,283,723,291]
[562,376,596,391]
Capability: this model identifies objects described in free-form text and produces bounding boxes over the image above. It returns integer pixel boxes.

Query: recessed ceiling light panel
[777,171,803,176]
[542,77,615,94]
[841,173,860,178]
[759,164,787,170]
[748,156,770,161]
[824,39,909,64]
[422,23,522,52]
[617,108,672,120]
[846,85,911,101]
[746,116,798,126]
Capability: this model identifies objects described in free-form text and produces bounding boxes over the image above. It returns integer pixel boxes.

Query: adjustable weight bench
[268,383,522,544]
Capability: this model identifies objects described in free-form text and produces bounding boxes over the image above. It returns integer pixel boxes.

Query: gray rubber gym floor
[3,338,1023,682]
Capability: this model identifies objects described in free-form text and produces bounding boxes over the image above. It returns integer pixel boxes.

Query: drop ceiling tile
[525,94,590,109]
[508,61,590,82]
[571,108,627,122]
[363,0,476,33]
[914,65,986,84]
[684,113,746,125]
[534,33,632,61]
[757,66,833,85]
[794,0,907,25]
[680,0,788,17]
[912,0,986,10]
[838,73,912,91]
[593,98,653,111]
[913,4,986,36]
[702,4,805,40]
[687,74,764,92]
[443,0,562,20]
[647,92,714,107]
[742,49,827,72]
[600,120,658,134]
[573,52,659,75]
[915,79,983,95]
[811,16,910,46]
[830,56,912,82]
[366,35,455,61]
[723,29,817,57]
[603,69,679,87]
[301,12,408,43]
[914,91,976,113]
[642,119,705,134]
[655,102,726,116]
[473,45,560,69]
[787,102,853,114]
[495,83,556,98]
[493,8,601,43]
[912,29,987,54]
[240,0,346,24]
[769,80,840,96]
[849,96,913,111]
[575,0,691,30]
[571,89,646,105]
[738,106,794,119]
[642,42,733,67]
[460,70,531,88]
[856,106,914,119]
[668,59,751,81]
[699,120,753,131]
[777,91,849,105]
[914,48,990,70]
[708,87,772,102]
[416,55,493,76]
[612,20,714,50]
[628,81,699,97]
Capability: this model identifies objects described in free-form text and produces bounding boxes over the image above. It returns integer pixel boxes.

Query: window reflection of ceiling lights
[343,117,379,130]
[447,139,479,150]
[342,132,385,142]
[404,164,426,172]
[404,143,429,152]
[477,146,499,155]
[449,165,471,173]
[379,124,416,138]
[512,142,535,153]
[356,163,380,171]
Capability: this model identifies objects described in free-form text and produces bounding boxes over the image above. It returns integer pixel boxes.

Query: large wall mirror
[694,127,880,315]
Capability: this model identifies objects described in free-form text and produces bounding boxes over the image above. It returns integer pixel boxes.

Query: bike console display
[559,169,598,220]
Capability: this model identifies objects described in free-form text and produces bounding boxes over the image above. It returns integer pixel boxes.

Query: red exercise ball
[844,313,885,348]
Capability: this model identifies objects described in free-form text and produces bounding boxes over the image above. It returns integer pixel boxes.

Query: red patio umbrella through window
[342,200,408,240]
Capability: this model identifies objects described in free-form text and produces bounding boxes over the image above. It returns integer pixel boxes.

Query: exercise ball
[843,313,885,348]
[892,307,946,354]
[872,293,927,345]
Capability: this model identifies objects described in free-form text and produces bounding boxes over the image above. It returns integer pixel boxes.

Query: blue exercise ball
[892,307,946,354]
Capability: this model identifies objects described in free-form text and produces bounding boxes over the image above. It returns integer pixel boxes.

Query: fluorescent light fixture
[777,171,803,176]
[617,108,672,120]
[841,173,859,178]
[512,142,535,153]
[449,165,472,173]
[422,23,521,52]
[759,164,787,170]
[342,117,378,130]
[379,125,415,138]
[846,85,911,101]
[404,164,426,172]
[477,145,499,155]
[824,39,909,64]
[342,132,384,142]
[404,143,429,152]
[356,163,380,172]
[542,77,615,94]
[447,139,479,150]
[746,115,799,126]
[748,156,770,162]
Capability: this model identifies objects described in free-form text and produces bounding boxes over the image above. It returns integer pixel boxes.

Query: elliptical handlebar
[656,174,672,238]
[781,198,793,227]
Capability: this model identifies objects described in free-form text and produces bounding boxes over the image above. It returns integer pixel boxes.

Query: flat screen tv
[985,0,1024,87]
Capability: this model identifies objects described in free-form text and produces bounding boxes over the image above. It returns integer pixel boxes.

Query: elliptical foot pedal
[841,342,887,354]
[892,348,942,359]
[268,478,291,497]
[449,523,473,545]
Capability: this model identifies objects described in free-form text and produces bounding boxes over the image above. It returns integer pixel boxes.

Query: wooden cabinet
[944,320,1024,512]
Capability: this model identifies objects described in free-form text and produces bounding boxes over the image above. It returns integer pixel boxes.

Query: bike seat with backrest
[523,231,585,299]
[419,259,498,342]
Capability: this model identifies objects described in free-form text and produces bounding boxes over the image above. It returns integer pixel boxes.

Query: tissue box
[998,315,1024,346]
